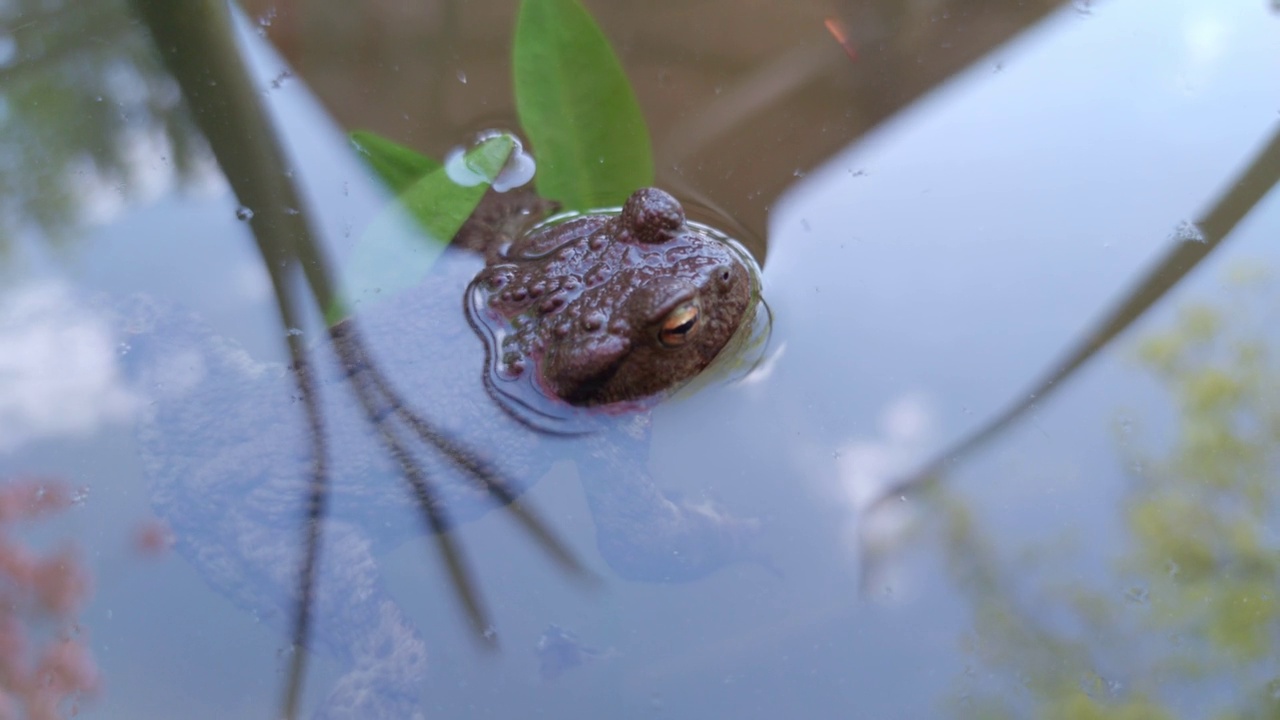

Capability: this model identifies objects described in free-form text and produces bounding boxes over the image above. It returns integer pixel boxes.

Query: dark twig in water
[868,126,1280,513]
[130,2,591,716]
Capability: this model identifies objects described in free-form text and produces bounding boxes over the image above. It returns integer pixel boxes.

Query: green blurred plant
[0,0,204,264]
[937,264,1280,719]
[341,0,652,318]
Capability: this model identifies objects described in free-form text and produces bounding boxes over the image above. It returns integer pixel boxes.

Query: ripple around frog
[465,212,771,435]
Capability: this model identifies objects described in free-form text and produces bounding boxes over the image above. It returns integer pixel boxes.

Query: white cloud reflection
[0,282,139,453]
[829,394,938,599]
[835,393,936,512]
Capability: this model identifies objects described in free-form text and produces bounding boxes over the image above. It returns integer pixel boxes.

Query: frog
[124,186,767,719]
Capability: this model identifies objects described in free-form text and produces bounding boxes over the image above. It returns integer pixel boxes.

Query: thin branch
[869,125,1280,512]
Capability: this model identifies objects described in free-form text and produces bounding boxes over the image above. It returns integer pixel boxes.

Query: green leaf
[350,130,442,193]
[329,132,516,324]
[514,0,653,210]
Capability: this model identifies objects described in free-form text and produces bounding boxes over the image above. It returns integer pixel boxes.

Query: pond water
[1,0,1279,718]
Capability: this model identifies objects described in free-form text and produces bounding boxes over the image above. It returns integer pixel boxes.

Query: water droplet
[1124,586,1149,605]
[793,168,806,178]
[269,69,292,89]
[117,342,132,356]
[456,70,468,84]
[284,207,300,216]
[285,328,303,337]
[235,206,254,221]
[71,487,90,506]
[1171,219,1206,244]
[482,626,498,641]
[444,130,537,192]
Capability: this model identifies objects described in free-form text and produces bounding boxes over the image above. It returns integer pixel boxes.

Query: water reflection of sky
[767,0,1279,523]
[0,0,1277,718]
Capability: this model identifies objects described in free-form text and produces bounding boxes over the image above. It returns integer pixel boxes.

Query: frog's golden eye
[658,300,700,347]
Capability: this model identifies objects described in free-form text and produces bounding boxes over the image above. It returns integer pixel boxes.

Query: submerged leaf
[330,133,516,324]
[514,0,653,210]
[350,131,442,193]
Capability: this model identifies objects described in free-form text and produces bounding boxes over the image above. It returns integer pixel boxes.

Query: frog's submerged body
[128,187,764,719]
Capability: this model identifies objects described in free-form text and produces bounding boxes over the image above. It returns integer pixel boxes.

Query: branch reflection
[128,2,590,718]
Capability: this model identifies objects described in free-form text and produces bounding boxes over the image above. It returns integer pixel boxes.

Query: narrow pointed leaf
[330,133,516,324]
[350,130,442,193]
[514,0,652,210]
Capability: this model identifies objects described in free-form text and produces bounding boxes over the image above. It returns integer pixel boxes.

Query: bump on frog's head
[619,187,686,245]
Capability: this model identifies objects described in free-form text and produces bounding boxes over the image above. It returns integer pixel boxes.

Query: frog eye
[658,300,701,347]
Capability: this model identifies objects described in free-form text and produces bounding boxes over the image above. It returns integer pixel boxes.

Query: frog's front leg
[575,420,762,583]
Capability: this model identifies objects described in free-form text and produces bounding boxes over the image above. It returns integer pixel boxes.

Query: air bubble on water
[456,70,467,84]
[1171,220,1206,244]
[71,487,90,506]
[235,206,254,221]
[444,130,537,192]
